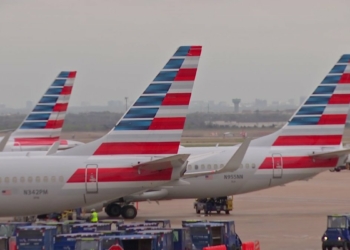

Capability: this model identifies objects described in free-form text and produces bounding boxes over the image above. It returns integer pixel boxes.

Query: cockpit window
[328,216,347,228]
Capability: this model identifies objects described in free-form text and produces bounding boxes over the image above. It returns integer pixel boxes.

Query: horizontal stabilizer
[0,131,12,152]
[309,148,350,159]
[46,141,60,155]
[134,154,190,171]
[183,138,252,178]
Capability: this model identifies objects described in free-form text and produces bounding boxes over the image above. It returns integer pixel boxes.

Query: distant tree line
[0,111,296,132]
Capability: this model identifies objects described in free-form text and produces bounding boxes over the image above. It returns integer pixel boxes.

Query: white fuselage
[124,143,344,201]
[0,154,177,216]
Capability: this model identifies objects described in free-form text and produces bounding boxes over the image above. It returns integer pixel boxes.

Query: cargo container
[209,220,242,250]
[0,222,31,237]
[71,223,111,233]
[173,228,193,250]
[54,232,101,250]
[185,223,225,250]
[118,222,158,230]
[16,225,57,250]
[138,229,174,250]
[145,219,171,228]
[181,220,207,228]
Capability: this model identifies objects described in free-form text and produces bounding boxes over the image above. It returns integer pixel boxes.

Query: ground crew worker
[90,209,98,223]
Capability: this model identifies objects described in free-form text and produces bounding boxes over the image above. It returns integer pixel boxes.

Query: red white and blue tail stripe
[261,55,350,147]
[59,46,202,156]
[10,71,76,146]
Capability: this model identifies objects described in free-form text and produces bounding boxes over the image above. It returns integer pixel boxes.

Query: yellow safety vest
[91,212,98,222]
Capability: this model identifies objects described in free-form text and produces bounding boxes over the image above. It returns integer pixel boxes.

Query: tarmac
[3,170,349,250]
[122,170,350,250]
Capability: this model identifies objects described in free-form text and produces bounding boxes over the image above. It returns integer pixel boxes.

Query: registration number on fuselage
[23,189,48,195]
[224,174,243,180]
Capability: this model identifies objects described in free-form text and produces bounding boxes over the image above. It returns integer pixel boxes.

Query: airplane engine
[124,189,169,202]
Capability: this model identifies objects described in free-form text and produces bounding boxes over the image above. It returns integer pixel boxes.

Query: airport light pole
[125,97,128,111]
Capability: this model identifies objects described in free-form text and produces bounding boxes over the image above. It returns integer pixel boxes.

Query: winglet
[46,141,60,155]
[0,131,13,152]
[183,138,252,178]
[309,148,350,159]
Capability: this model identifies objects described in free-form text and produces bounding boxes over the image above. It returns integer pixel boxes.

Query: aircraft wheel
[196,209,200,214]
[121,205,137,219]
[106,203,121,217]
[226,211,229,215]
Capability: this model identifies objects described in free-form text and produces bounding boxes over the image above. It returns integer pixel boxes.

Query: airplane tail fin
[59,46,202,156]
[10,71,76,146]
[253,55,350,147]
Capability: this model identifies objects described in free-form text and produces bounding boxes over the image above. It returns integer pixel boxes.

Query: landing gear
[105,203,137,219]
[121,205,137,219]
[105,203,121,217]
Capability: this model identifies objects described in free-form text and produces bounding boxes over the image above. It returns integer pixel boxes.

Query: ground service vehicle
[16,225,57,250]
[186,223,225,250]
[322,214,350,250]
[194,197,232,214]
[209,220,242,250]
[0,237,9,250]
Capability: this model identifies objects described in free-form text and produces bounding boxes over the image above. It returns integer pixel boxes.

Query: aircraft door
[85,164,98,193]
[272,153,283,178]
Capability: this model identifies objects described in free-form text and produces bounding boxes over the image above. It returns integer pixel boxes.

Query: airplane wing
[182,138,252,179]
[133,154,190,172]
[309,149,350,159]
[0,131,12,152]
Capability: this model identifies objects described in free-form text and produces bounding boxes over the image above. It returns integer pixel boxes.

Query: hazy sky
[1,0,350,108]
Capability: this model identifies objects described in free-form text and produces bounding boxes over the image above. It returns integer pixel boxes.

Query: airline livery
[0,45,202,219]
[2,71,83,151]
[100,54,350,218]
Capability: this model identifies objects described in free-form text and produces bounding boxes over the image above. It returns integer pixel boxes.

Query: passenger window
[28,177,33,183]
[35,176,40,183]
[51,176,56,182]
[252,163,256,169]
[195,165,199,170]
[12,177,17,183]
[43,176,48,183]
[20,177,25,183]
[208,164,212,170]
[201,164,205,170]
[59,176,64,183]
[4,177,9,184]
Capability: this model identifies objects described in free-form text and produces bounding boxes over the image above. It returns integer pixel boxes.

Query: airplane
[1,71,83,151]
[95,54,350,218]
[0,45,202,219]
